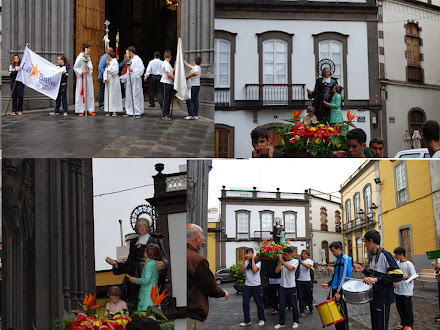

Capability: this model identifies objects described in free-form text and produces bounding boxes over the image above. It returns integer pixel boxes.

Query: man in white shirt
[295,250,314,317]
[160,50,175,120]
[184,57,202,120]
[393,247,416,330]
[239,248,267,327]
[144,51,164,108]
[275,247,300,329]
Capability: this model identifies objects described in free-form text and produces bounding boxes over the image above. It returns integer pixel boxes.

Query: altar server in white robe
[120,46,145,118]
[104,50,123,116]
[74,43,96,115]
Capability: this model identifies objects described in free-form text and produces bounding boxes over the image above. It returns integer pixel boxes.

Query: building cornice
[383,0,440,13]
[380,79,440,91]
[340,160,375,194]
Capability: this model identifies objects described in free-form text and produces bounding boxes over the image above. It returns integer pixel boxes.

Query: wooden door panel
[76,0,105,101]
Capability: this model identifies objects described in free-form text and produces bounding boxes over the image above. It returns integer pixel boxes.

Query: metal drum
[341,280,372,304]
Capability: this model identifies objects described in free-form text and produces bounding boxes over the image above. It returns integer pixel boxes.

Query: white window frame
[394,162,409,206]
[319,40,344,87]
[214,38,231,88]
[284,212,296,234]
[263,39,288,84]
[236,211,250,239]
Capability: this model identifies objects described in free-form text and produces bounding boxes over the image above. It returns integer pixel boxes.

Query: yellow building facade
[378,160,436,270]
[340,161,379,266]
[207,222,218,274]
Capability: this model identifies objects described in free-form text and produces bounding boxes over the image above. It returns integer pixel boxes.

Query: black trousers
[395,294,413,327]
[370,302,391,330]
[331,288,349,330]
[11,81,24,112]
[297,281,313,313]
[148,75,163,107]
[268,283,280,309]
[98,78,105,107]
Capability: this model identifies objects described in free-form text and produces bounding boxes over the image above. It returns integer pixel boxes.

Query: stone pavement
[1,102,214,158]
[205,276,440,330]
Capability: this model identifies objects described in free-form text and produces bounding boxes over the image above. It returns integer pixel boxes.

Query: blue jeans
[279,286,299,325]
[187,85,200,116]
[242,285,266,324]
[98,78,105,107]
[163,83,174,117]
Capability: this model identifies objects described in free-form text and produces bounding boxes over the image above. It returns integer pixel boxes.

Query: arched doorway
[356,237,363,265]
[347,240,353,258]
[322,241,329,264]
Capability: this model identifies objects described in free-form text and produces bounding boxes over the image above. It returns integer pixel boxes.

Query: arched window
[353,193,360,218]
[214,39,231,88]
[345,199,351,225]
[406,23,422,83]
[236,210,250,239]
[363,185,372,214]
[260,211,274,239]
[322,241,329,264]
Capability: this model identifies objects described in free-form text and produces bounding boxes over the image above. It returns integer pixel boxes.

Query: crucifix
[104,20,110,51]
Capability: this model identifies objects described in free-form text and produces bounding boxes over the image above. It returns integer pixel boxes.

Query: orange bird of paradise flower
[291,109,303,120]
[347,109,357,122]
[82,293,101,311]
[151,284,170,306]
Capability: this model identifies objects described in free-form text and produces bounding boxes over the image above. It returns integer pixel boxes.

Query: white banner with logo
[16,46,64,100]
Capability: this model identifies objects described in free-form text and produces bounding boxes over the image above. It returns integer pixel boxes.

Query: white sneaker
[135,115,141,119]
[49,112,59,115]
[63,112,68,116]
[258,320,266,326]
[112,112,117,116]
[194,116,199,119]
[106,112,110,117]
[184,116,194,120]
[239,322,251,327]
[274,325,285,329]
[292,323,299,328]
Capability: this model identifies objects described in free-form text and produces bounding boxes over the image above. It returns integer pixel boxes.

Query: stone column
[186,160,212,257]
[1,0,75,110]
[181,0,215,119]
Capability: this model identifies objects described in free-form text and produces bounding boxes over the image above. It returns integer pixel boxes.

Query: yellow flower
[295,135,300,140]
[298,126,304,130]
[315,138,321,144]
[336,143,342,148]
[310,127,317,132]
[116,318,129,325]
[328,127,335,132]
[319,124,325,128]
[314,133,318,137]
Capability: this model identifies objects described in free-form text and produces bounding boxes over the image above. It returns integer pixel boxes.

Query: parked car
[215,268,231,285]
[394,148,430,158]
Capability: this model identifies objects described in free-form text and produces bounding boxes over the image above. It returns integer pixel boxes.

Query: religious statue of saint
[105,218,169,311]
[307,64,338,123]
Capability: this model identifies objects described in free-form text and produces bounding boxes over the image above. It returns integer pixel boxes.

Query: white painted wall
[168,212,187,307]
[215,19,370,100]
[225,203,307,239]
[216,109,371,158]
[309,198,341,232]
[224,240,307,268]
[311,231,343,263]
[385,84,440,156]
[382,0,440,85]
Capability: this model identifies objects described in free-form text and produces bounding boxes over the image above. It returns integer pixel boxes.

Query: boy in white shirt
[160,50,175,120]
[239,248,266,327]
[393,247,416,330]
[184,57,202,120]
[275,247,300,329]
[296,250,314,316]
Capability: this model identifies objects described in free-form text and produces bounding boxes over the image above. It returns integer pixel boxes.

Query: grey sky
[93,158,186,271]
[208,159,366,209]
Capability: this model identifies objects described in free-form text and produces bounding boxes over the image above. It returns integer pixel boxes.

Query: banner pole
[4,80,17,116]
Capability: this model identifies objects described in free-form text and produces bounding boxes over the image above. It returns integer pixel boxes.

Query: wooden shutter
[268,127,283,147]
[406,23,422,83]
[75,0,106,100]
[237,248,246,264]
[216,128,231,158]
[400,228,412,261]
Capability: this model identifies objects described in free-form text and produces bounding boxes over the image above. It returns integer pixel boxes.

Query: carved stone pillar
[181,0,215,119]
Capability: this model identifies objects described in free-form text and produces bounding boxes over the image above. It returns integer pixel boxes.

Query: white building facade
[218,187,311,269]
[378,0,440,156]
[214,0,381,158]
[309,189,344,265]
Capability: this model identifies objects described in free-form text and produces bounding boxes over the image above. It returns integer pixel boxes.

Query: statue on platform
[105,218,168,311]
[307,59,338,122]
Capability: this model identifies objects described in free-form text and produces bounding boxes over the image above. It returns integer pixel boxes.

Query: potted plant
[229,262,246,294]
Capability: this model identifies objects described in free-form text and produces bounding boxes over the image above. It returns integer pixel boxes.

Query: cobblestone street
[205,276,440,330]
[1,103,214,158]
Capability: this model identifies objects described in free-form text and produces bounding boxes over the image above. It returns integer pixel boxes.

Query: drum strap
[373,247,383,266]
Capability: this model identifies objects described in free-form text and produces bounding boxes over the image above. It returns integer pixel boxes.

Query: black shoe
[149,104,155,108]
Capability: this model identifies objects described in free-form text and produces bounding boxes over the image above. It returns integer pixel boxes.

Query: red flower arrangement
[257,240,292,259]
[276,109,357,157]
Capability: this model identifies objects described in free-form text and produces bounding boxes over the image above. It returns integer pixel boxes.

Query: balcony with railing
[215,87,231,106]
[342,215,375,233]
[245,84,306,106]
